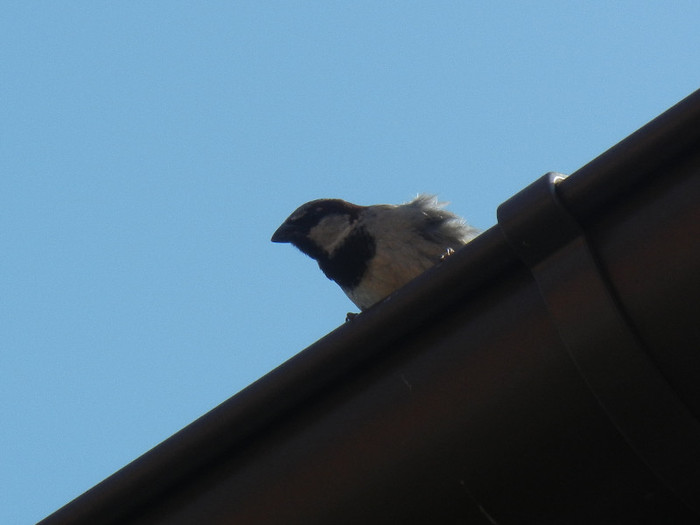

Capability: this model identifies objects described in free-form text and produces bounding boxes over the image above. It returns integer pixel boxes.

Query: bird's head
[271,199,363,261]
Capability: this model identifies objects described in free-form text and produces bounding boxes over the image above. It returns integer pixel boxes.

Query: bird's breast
[317,226,376,290]
[343,247,437,310]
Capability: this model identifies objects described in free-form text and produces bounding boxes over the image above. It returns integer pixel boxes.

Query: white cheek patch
[308,215,353,254]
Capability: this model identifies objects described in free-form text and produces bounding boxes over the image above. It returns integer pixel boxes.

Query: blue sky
[2,3,698,523]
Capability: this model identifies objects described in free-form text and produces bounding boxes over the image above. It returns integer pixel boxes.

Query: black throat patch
[316,226,375,289]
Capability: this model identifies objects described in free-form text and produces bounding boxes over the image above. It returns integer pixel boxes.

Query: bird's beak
[271,221,295,243]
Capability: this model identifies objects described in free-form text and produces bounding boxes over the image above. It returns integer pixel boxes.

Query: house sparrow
[271,195,480,312]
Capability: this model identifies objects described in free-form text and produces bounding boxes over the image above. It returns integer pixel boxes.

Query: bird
[271,194,480,313]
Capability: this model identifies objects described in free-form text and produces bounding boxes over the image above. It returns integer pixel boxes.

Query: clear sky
[2,2,699,523]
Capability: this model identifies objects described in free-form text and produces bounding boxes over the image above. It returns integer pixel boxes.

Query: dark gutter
[40,90,700,524]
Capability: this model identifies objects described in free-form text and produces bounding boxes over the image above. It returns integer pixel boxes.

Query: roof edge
[39,88,700,525]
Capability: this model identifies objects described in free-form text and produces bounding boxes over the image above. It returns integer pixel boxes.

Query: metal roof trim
[39,89,700,524]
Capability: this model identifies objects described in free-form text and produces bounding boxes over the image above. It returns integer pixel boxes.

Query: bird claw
[440,247,455,261]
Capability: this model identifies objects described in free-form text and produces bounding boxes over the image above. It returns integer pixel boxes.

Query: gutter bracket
[497,172,700,512]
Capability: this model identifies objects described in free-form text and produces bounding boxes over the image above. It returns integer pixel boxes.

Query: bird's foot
[440,247,455,261]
